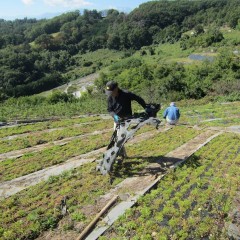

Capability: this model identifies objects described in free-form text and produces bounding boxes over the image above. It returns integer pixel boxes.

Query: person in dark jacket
[105,81,147,121]
[163,102,180,125]
[105,80,147,159]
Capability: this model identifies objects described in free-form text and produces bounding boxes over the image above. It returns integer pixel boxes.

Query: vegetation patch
[0,93,108,121]
[102,133,240,239]
[0,119,112,154]
[0,122,165,182]
[0,2,240,238]
[0,132,111,182]
[177,101,240,126]
[0,126,200,239]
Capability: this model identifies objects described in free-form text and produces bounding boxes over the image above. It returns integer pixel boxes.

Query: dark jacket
[107,89,146,118]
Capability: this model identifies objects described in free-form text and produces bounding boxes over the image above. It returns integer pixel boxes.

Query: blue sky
[0,0,151,20]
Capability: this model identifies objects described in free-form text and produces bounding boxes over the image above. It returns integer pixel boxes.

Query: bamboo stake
[76,195,118,240]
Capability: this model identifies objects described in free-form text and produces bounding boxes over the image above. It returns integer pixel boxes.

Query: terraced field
[0,103,239,240]
[102,133,240,239]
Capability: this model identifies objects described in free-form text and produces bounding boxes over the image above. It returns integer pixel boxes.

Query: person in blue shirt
[163,102,180,125]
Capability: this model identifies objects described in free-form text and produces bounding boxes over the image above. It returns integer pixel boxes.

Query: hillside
[0,1,240,239]
[0,101,239,239]
[0,0,240,102]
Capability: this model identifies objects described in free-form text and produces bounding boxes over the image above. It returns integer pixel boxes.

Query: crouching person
[163,102,180,125]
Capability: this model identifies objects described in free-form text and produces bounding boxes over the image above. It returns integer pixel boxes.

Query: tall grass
[0,93,107,122]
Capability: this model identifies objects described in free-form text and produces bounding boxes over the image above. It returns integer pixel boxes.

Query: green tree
[35,34,54,50]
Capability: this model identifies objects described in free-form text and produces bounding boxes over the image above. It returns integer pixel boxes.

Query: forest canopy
[1,0,240,100]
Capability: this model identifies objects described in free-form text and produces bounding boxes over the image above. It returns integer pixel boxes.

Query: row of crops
[102,133,240,239]
[0,107,239,240]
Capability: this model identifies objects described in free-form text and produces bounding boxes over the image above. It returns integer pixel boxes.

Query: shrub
[47,91,75,104]
[83,61,93,67]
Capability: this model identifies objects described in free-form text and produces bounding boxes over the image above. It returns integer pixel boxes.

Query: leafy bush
[83,61,93,67]
[109,57,142,71]
[215,92,240,102]
[180,27,224,49]
[47,91,75,104]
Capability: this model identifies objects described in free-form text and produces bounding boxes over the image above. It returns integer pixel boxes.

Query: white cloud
[44,0,93,8]
[22,0,34,5]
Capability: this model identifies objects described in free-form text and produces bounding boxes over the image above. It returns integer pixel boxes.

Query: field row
[101,133,240,240]
[0,126,199,240]
[0,122,160,182]
[179,101,240,127]
[0,119,112,154]
[1,101,240,136]
[0,116,104,138]
[0,131,111,182]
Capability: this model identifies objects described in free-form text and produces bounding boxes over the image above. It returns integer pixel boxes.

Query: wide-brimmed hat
[105,81,118,96]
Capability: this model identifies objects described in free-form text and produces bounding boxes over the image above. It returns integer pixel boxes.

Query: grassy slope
[0,102,239,239]
[102,133,240,239]
[1,16,240,240]
[1,27,240,122]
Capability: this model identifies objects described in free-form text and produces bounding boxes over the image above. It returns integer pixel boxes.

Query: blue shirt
[163,106,180,120]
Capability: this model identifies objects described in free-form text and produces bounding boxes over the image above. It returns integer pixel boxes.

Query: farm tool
[96,104,161,176]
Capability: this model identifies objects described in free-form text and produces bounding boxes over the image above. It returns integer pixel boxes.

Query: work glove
[113,114,119,123]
